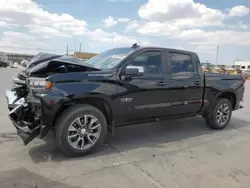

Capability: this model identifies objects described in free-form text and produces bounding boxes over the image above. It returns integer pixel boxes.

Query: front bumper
[12,76,26,85]
[5,89,26,110]
[5,89,49,145]
[9,105,42,145]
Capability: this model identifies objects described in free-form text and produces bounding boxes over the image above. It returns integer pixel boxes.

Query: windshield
[85,47,135,69]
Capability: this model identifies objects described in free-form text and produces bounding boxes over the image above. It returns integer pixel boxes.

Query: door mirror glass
[125,65,144,76]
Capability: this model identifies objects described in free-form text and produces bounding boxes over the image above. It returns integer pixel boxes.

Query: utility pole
[216,45,219,67]
[66,45,68,55]
[74,35,76,53]
[79,42,82,52]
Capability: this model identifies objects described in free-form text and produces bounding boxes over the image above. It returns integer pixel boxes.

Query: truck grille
[17,71,28,81]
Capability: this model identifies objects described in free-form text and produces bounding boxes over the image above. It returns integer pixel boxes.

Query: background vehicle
[20,60,29,67]
[5,45,245,157]
[0,60,8,67]
[0,52,8,67]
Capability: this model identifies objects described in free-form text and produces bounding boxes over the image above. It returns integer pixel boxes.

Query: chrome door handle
[156,81,166,86]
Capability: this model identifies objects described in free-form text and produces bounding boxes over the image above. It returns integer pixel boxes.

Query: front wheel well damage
[52,97,113,132]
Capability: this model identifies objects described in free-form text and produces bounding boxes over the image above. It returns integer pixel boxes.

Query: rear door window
[167,52,196,77]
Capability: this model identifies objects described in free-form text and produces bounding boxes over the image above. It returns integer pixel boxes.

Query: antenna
[132,43,140,49]
[216,45,219,67]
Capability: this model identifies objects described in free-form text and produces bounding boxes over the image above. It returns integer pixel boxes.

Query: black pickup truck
[5,45,245,156]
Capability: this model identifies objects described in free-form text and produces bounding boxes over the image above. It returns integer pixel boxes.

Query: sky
[0,0,250,64]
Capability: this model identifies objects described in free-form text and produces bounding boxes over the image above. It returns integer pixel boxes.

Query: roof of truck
[133,46,197,55]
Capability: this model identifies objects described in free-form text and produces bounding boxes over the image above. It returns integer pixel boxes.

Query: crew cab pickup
[5,45,245,156]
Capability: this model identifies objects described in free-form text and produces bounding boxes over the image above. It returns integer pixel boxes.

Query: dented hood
[26,52,100,76]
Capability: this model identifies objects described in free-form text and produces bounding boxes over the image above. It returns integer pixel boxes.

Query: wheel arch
[216,91,236,110]
[52,93,116,132]
[204,90,236,118]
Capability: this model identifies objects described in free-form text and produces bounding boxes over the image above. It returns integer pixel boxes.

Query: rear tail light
[242,76,246,93]
[242,76,247,83]
[243,77,246,83]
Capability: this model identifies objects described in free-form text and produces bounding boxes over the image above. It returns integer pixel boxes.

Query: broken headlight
[26,77,46,88]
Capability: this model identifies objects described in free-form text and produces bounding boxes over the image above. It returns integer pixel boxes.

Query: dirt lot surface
[0,67,250,188]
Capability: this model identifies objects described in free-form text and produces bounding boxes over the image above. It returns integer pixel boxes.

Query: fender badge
[121,98,133,103]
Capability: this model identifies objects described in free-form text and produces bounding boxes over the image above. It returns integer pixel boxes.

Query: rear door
[165,51,204,115]
[116,49,169,123]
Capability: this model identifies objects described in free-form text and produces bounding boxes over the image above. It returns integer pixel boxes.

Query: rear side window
[168,52,195,76]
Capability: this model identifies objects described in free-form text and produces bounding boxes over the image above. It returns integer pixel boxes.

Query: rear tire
[55,104,107,157]
[205,98,232,130]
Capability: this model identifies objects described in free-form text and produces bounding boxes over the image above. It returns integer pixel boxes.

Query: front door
[116,50,169,123]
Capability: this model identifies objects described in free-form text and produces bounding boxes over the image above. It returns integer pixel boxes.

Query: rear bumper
[236,99,244,110]
[5,89,49,145]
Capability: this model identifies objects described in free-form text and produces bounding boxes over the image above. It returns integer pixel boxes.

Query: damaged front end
[8,103,48,145]
[5,52,100,145]
[5,79,49,145]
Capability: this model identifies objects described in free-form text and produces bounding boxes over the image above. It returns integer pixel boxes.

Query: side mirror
[125,65,144,76]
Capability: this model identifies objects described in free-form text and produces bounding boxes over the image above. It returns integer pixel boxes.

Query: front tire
[55,104,107,157]
[205,98,232,130]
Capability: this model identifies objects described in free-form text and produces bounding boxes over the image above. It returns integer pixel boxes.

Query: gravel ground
[0,66,250,188]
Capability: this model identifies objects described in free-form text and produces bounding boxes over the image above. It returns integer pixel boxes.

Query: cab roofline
[136,46,196,54]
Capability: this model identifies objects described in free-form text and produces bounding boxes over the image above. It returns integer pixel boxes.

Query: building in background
[73,52,97,61]
[234,60,250,72]
[0,52,34,64]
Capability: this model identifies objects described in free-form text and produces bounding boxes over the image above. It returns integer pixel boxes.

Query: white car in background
[21,60,29,67]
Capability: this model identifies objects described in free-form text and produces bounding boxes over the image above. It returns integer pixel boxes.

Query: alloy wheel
[216,103,230,126]
[67,115,101,150]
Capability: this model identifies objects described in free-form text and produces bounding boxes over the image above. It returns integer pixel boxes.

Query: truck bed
[204,73,243,80]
